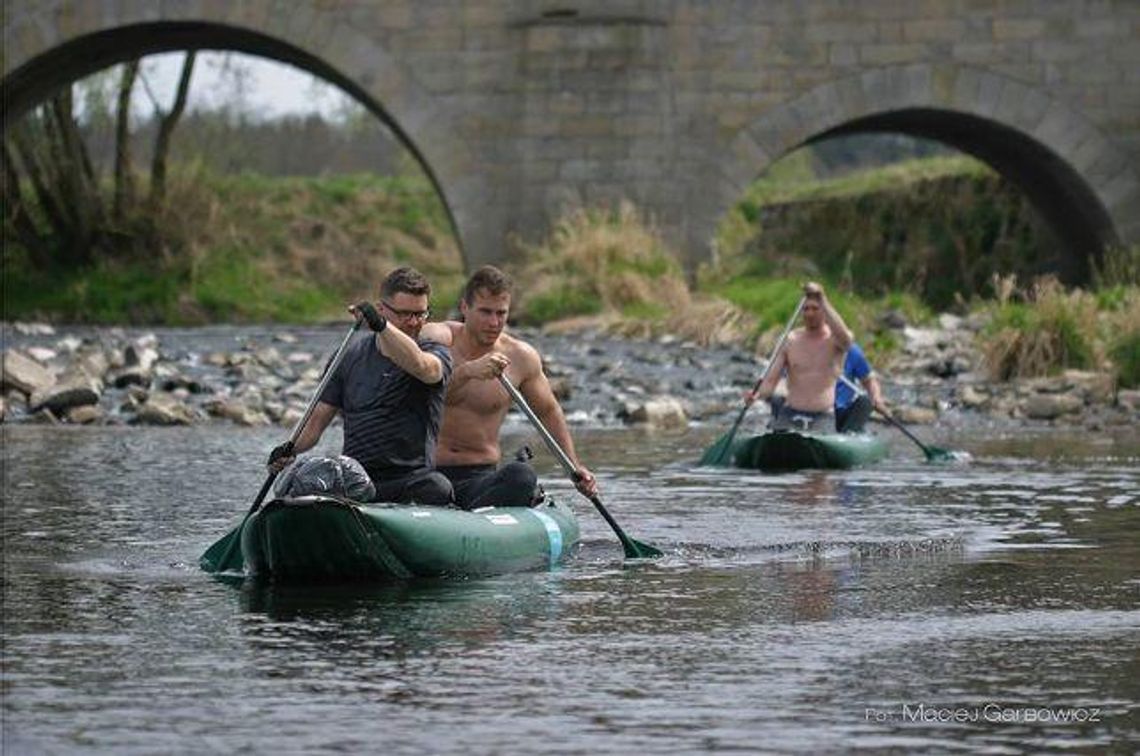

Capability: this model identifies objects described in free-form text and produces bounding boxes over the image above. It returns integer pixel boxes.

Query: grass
[3,165,462,324]
[978,276,1099,380]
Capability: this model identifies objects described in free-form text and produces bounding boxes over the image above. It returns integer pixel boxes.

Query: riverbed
[3,413,1138,752]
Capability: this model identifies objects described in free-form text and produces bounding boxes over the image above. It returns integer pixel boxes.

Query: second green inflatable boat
[732,430,889,471]
[200,495,580,580]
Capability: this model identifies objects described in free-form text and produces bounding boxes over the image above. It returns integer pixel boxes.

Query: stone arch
[2,13,482,268]
[716,63,1140,281]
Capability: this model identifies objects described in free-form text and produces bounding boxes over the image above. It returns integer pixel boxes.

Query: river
[3,353,1139,752]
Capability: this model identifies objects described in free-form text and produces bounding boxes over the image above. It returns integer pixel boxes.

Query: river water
[3,367,1140,752]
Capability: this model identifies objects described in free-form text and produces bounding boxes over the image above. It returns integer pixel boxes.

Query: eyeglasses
[380,300,431,321]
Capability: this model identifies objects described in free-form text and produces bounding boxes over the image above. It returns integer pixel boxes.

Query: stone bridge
[4,1,1139,277]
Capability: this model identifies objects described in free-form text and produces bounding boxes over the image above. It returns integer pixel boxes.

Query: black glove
[354,301,387,333]
[267,441,295,467]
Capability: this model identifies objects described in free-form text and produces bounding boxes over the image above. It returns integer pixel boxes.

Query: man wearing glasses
[268,266,454,505]
[421,265,597,510]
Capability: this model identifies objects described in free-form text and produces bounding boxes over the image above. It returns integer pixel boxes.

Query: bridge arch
[2,17,482,268]
[717,63,1140,281]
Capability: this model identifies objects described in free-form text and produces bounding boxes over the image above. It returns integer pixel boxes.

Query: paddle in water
[497,375,662,559]
[700,297,806,466]
[199,320,362,574]
[836,374,967,463]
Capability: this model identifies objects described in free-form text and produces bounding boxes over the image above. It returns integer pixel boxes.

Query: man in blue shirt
[835,343,887,433]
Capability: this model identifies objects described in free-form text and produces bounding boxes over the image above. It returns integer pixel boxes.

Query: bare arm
[375,327,444,384]
[750,345,788,403]
[517,351,597,496]
[816,296,852,355]
[862,373,887,414]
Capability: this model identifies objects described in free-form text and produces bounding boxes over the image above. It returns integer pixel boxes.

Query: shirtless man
[420,266,598,510]
[745,282,853,432]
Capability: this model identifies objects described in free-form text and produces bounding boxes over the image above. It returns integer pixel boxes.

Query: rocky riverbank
[2,318,1138,433]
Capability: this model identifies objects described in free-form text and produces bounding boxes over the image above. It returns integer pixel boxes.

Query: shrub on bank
[511,202,690,320]
[979,276,1099,380]
[2,166,462,323]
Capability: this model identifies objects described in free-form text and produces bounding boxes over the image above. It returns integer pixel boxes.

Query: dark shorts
[368,465,454,507]
[770,403,834,433]
[836,395,872,434]
[437,461,539,510]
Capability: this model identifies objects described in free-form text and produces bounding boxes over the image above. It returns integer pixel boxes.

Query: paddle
[836,374,963,463]
[699,297,806,466]
[199,320,362,574]
[497,375,663,559]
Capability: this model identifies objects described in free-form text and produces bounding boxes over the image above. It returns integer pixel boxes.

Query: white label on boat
[486,514,518,525]
[411,511,432,518]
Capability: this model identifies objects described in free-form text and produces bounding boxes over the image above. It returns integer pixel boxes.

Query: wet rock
[26,346,57,363]
[111,367,153,388]
[620,396,688,429]
[548,376,572,401]
[926,355,971,378]
[66,405,104,425]
[13,322,55,336]
[29,374,101,414]
[957,385,989,409]
[203,398,269,426]
[75,348,110,384]
[2,350,55,395]
[1024,393,1084,420]
[278,405,305,429]
[134,392,196,426]
[879,310,908,329]
[895,405,938,424]
[1117,389,1140,412]
[1060,370,1115,405]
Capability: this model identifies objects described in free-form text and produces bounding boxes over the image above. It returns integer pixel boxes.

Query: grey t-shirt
[319,332,452,476]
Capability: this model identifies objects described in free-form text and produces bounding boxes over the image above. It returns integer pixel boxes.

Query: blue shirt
[834,344,872,411]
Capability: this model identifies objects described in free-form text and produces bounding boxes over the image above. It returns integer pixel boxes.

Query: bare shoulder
[501,332,542,374]
[420,320,460,346]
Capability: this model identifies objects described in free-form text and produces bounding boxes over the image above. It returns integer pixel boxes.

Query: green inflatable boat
[200,495,580,580]
[731,430,889,471]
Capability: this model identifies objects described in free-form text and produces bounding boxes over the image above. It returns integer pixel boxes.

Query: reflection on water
[3,422,1139,752]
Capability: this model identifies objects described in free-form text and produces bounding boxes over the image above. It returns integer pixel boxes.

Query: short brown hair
[462,265,513,304]
[381,266,431,299]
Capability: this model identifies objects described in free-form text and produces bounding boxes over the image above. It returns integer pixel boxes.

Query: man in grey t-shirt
[268,267,454,506]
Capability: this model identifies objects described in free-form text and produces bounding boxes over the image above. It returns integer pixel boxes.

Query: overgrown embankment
[3,168,463,324]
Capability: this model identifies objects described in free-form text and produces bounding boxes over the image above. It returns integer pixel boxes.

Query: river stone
[2,350,55,395]
[1024,393,1084,419]
[958,385,989,408]
[1116,389,1140,412]
[623,396,688,429]
[1061,370,1115,404]
[894,405,938,424]
[75,348,110,384]
[135,392,196,426]
[26,346,57,363]
[29,374,101,414]
[66,405,104,424]
[204,398,268,426]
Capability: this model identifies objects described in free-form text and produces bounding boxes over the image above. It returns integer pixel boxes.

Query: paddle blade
[699,432,737,466]
[924,446,972,464]
[199,525,245,574]
[620,534,664,559]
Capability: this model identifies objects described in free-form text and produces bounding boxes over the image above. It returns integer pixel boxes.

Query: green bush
[1111,332,1140,389]
[520,285,603,323]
